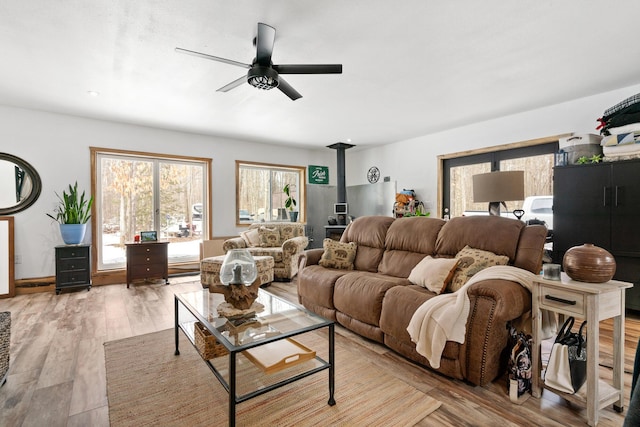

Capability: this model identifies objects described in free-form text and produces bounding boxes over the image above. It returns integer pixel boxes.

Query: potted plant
[283,183,298,222]
[46,181,94,244]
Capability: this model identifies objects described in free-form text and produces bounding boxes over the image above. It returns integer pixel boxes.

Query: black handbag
[544,317,587,394]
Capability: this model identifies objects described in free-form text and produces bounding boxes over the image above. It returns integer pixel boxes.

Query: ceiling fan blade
[175,47,251,69]
[277,78,302,101]
[217,75,247,92]
[273,64,342,74]
[255,23,276,66]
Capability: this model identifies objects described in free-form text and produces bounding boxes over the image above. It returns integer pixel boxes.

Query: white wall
[346,83,640,217]
[0,105,333,279]
[4,82,640,279]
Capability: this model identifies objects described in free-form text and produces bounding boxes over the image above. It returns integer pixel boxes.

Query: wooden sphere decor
[562,243,616,283]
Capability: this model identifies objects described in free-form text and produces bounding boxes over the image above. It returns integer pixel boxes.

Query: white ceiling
[1,1,640,149]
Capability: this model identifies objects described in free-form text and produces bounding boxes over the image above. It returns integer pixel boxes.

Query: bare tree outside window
[237,161,305,224]
[443,139,557,219]
[94,150,209,270]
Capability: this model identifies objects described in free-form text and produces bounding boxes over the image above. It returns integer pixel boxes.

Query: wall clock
[367,166,380,183]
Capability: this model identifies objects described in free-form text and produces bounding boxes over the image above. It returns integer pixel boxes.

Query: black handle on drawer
[545,294,577,305]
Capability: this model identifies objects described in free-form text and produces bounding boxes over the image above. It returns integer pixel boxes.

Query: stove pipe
[327,142,355,224]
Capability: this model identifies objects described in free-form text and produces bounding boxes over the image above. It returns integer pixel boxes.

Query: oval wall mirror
[0,153,42,215]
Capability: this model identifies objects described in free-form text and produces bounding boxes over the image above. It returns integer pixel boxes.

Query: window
[236,161,305,225]
[91,148,210,270]
[441,139,559,218]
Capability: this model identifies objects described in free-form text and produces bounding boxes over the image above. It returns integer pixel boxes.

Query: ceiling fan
[175,23,342,101]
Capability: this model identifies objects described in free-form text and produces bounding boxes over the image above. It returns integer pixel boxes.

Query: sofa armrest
[282,236,308,257]
[299,248,324,270]
[279,236,308,279]
[466,278,532,321]
[222,237,247,252]
[463,279,532,385]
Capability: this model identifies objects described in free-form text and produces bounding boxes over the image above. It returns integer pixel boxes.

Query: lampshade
[472,171,525,203]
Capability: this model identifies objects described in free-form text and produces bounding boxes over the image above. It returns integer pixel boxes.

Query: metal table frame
[174,290,335,426]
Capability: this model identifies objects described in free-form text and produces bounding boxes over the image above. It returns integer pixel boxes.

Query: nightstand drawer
[129,244,165,258]
[130,263,165,277]
[129,254,163,264]
[56,246,89,260]
[538,285,586,317]
[57,270,90,286]
[57,258,89,271]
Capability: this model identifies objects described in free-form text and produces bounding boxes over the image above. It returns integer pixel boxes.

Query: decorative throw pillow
[240,228,261,247]
[258,226,281,247]
[448,245,509,292]
[408,256,459,294]
[319,239,357,270]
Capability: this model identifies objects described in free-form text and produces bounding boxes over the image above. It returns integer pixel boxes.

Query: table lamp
[472,171,525,216]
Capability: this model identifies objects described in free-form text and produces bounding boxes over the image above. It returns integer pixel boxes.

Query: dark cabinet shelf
[125,241,169,287]
[55,245,91,295]
[553,159,640,309]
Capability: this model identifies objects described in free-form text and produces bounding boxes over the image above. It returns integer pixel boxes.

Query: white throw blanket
[407,265,555,369]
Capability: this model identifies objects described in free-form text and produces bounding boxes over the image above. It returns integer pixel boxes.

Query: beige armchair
[223,222,308,280]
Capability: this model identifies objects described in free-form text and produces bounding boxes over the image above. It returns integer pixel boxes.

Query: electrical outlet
[15,254,22,264]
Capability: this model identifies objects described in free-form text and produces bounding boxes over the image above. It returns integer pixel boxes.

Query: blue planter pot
[289,211,299,222]
[59,224,87,245]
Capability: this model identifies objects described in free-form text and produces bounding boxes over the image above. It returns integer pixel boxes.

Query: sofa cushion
[384,217,445,254]
[341,216,394,272]
[247,247,283,263]
[334,272,410,327]
[319,239,357,270]
[408,256,459,294]
[240,228,261,247]
[378,217,446,277]
[258,226,281,247]
[435,216,523,260]
[380,284,437,342]
[297,264,349,315]
[448,245,509,292]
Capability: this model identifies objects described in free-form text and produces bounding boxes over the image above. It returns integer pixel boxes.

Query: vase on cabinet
[59,224,87,245]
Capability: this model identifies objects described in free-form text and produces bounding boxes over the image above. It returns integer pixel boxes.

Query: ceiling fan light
[247,66,279,90]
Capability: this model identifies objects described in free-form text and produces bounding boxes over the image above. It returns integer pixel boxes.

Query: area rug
[105,329,441,426]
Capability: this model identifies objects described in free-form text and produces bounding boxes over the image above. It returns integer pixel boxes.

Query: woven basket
[0,312,10,386]
[193,321,228,359]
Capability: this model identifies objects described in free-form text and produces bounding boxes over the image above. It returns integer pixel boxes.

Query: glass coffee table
[174,289,335,427]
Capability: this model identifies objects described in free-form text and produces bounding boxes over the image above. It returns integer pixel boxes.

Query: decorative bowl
[562,243,616,283]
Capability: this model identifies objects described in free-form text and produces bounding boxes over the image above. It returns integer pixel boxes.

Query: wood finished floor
[0,275,637,426]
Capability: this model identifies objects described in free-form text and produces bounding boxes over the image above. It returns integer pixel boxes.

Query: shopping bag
[507,325,532,402]
[544,317,587,394]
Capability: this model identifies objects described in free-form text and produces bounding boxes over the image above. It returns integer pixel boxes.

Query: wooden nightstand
[531,273,632,426]
[125,241,169,288]
[55,245,91,295]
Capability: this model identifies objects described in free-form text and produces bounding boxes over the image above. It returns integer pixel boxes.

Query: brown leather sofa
[297,215,547,386]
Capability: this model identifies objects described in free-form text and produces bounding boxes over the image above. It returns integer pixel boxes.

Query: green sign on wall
[308,165,329,184]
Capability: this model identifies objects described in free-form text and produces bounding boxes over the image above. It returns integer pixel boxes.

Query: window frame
[90,147,212,275]
[437,134,568,218]
[235,160,306,226]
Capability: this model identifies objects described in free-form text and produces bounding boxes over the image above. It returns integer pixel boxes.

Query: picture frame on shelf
[140,231,157,242]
